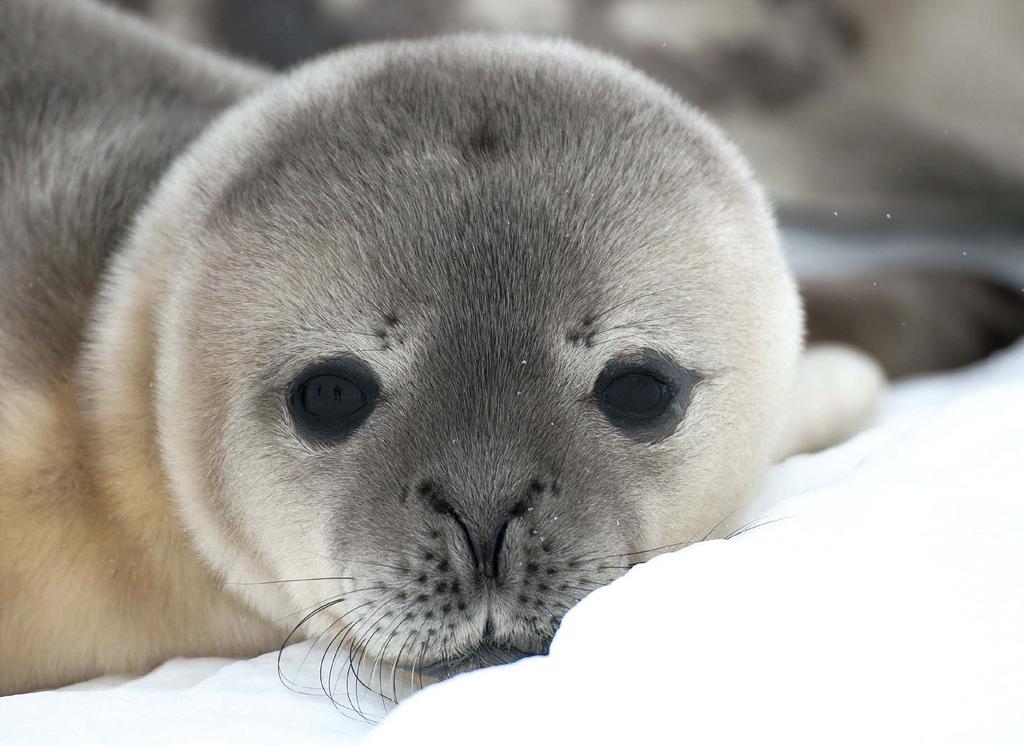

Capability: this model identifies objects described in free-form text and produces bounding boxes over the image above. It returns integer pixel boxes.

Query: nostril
[490,520,510,579]
[488,501,528,579]
[453,512,480,572]
[418,480,481,569]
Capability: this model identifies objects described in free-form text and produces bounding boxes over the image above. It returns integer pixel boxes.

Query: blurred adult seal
[0,0,879,696]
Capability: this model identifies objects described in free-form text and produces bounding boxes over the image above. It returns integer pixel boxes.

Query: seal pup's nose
[417,480,528,582]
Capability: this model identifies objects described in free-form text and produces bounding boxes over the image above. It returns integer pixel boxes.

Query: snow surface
[4,329,1024,746]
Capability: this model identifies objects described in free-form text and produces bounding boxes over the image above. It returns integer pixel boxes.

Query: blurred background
[110,0,1024,309]
[110,0,1024,230]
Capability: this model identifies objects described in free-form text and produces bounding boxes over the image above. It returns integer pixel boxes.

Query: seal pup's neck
[0,250,280,694]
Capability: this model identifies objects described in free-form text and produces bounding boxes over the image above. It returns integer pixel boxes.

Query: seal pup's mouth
[415,643,534,680]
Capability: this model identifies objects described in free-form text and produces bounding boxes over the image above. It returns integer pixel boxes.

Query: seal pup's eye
[288,358,380,442]
[593,350,697,443]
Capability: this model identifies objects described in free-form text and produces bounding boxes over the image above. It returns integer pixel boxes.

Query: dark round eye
[602,373,668,415]
[288,359,379,442]
[593,350,697,442]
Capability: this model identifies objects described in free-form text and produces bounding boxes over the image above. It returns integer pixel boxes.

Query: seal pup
[1,0,882,697]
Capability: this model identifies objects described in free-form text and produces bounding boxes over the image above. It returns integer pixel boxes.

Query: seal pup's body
[0,0,945,697]
[0,0,280,694]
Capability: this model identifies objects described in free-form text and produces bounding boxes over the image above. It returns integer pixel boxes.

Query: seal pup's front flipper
[776,268,1024,459]
[773,344,885,460]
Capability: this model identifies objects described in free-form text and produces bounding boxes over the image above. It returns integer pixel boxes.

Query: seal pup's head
[115,36,800,697]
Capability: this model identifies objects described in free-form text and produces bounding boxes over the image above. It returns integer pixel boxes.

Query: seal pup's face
[141,37,800,697]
